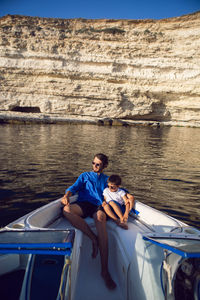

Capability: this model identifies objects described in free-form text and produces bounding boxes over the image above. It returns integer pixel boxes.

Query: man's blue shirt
[66,171,108,206]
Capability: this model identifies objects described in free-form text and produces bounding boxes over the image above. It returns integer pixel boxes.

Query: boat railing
[24,195,78,230]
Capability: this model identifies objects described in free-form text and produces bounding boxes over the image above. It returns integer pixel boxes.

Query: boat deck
[71,234,123,300]
[49,216,139,300]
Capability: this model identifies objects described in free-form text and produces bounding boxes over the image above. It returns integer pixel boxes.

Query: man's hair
[94,153,109,168]
[108,174,121,186]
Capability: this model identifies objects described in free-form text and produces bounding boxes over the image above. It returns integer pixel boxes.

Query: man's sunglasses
[92,161,100,167]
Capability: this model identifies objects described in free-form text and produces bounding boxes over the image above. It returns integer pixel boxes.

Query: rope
[59,257,71,300]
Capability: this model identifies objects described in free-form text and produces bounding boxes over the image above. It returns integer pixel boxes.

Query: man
[61,153,116,290]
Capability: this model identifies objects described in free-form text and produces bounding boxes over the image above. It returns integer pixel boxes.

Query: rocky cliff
[0,13,200,126]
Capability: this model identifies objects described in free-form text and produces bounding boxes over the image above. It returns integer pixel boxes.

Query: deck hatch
[0,229,75,255]
[143,233,200,258]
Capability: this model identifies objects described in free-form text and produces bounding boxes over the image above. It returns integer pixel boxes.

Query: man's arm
[65,173,85,195]
[62,173,85,206]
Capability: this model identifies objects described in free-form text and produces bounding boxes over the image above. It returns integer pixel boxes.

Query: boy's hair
[108,174,121,186]
[94,153,108,168]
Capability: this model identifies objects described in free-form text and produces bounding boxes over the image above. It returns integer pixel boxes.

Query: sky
[0,0,199,20]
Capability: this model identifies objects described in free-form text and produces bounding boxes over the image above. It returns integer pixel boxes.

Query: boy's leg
[108,201,128,229]
[103,203,120,222]
[103,203,128,229]
[123,203,130,223]
[109,201,124,222]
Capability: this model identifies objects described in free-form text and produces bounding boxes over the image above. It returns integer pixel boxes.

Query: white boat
[0,196,200,300]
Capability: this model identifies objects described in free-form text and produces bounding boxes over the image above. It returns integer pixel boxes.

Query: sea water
[0,123,200,229]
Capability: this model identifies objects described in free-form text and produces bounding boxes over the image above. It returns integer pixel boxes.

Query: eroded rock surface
[0,13,200,125]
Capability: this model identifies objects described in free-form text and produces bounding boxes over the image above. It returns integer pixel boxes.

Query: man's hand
[61,194,70,206]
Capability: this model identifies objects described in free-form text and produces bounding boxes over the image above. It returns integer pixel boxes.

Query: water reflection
[0,123,200,228]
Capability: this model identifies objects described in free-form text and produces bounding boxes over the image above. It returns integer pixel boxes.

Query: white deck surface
[71,234,124,300]
[50,217,127,300]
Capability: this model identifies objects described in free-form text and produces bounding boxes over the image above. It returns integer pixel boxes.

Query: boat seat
[49,215,96,229]
[135,201,181,232]
[25,197,180,235]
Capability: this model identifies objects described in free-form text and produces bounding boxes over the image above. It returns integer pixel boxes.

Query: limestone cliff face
[0,13,200,124]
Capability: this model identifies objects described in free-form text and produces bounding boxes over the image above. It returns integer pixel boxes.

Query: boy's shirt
[103,187,126,205]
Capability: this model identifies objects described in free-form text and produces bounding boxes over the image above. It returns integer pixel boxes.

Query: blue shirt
[66,171,108,206]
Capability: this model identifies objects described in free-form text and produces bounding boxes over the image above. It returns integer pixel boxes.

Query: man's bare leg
[94,210,116,290]
[63,204,98,258]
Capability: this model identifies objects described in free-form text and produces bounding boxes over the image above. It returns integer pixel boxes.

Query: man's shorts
[73,201,104,218]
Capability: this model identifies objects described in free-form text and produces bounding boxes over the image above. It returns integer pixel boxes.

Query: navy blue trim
[0,249,72,255]
[0,229,74,255]
[0,242,73,249]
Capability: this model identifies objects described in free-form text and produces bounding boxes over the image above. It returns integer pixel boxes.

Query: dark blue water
[0,123,200,229]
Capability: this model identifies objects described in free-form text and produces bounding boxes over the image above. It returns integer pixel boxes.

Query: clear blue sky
[0,0,199,20]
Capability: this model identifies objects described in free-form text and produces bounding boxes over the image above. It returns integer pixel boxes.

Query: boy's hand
[102,201,106,207]
[124,198,129,205]
[126,194,135,211]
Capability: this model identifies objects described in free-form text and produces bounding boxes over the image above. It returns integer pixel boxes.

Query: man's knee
[94,210,106,223]
[63,204,83,218]
[63,206,71,218]
[63,205,76,216]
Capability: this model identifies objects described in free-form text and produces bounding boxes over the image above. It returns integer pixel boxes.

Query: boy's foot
[123,216,128,223]
[101,272,117,290]
[118,222,128,230]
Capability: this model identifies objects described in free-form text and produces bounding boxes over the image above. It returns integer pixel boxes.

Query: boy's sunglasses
[92,161,100,167]
[108,184,118,190]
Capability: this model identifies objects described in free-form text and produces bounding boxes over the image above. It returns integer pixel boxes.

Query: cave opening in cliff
[10,106,41,113]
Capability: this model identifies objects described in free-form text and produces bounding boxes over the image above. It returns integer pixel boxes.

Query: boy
[102,175,134,230]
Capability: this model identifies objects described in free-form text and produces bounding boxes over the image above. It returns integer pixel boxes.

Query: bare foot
[118,222,128,230]
[101,272,116,290]
[92,239,98,258]
[123,216,128,223]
